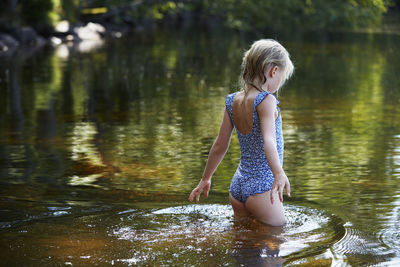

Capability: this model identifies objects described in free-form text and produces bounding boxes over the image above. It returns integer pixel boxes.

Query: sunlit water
[0,26,400,266]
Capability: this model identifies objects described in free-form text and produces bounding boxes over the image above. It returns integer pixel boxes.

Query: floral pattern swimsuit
[225,91,284,203]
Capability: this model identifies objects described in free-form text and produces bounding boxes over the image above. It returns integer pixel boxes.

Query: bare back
[232,91,258,135]
[232,91,277,135]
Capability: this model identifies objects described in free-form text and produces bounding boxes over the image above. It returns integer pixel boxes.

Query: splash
[111,204,345,266]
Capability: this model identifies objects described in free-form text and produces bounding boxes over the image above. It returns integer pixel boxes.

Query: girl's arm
[257,95,291,204]
[189,109,233,202]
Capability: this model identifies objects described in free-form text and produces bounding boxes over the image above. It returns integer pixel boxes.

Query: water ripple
[111,204,345,266]
[378,197,400,260]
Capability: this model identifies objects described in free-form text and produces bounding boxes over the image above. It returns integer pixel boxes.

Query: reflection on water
[378,195,400,265]
[0,26,400,265]
[67,121,108,188]
[0,202,345,266]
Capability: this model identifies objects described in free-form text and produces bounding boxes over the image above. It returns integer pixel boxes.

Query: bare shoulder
[257,94,277,114]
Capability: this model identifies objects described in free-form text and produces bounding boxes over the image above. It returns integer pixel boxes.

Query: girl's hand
[188,179,211,202]
[270,172,291,204]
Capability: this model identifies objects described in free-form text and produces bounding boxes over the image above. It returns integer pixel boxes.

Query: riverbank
[1,9,399,61]
[0,21,131,59]
[0,7,206,60]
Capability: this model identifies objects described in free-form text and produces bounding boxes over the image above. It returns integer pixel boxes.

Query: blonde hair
[240,39,294,94]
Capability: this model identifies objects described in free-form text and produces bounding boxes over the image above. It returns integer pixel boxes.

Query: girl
[189,39,294,226]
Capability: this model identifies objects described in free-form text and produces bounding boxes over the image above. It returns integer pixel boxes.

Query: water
[0,26,400,266]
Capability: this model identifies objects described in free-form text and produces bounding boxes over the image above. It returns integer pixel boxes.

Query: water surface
[0,26,400,266]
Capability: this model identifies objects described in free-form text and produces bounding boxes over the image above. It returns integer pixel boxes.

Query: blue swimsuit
[226,91,284,203]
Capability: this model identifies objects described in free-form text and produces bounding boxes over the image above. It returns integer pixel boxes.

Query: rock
[86,22,105,34]
[74,22,105,41]
[36,35,48,47]
[65,34,75,41]
[55,20,71,33]
[53,20,77,42]
[50,37,62,45]
[0,33,19,48]
[0,40,8,52]
[0,34,19,57]
[15,26,38,45]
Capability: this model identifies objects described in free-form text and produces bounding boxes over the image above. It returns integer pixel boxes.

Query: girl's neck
[245,85,272,95]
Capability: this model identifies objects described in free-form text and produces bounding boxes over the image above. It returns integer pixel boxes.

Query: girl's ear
[269,66,279,78]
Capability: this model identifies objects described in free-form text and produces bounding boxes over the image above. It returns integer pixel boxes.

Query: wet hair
[239,39,294,94]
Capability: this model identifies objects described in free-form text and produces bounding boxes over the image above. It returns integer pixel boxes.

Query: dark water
[0,26,400,266]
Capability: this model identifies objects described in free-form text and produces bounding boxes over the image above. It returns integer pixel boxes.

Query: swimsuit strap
[225,92,238,123]
[254,91,270,108]
[254,91,280,107]
[254,91,281,120]
[226,91,280,126]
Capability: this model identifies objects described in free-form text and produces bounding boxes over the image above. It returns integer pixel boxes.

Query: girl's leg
[245,190,285,226]
[229,193,251,217]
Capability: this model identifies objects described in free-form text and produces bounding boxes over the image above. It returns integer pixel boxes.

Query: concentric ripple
[377,197,400,265]
[111,204,345,266]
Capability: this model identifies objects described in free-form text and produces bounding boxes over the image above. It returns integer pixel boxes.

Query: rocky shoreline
[0,20,135,59]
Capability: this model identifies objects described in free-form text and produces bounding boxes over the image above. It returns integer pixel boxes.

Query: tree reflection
[0,28,400,265]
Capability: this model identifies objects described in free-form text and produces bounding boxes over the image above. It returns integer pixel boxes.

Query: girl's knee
[258,216,286,227]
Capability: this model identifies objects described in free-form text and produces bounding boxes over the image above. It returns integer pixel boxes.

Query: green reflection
[0,27,400,265]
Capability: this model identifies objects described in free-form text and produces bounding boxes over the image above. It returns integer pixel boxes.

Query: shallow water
[0,26,400,266]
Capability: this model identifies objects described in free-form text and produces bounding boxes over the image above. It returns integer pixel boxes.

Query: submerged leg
[229,193,251,218]
[245,190,285,226]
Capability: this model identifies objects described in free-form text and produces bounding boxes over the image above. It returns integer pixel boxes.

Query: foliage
[61,0,81,23]
[0,0,394,32]
[201,0,391,31]
[19,0,58,29]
